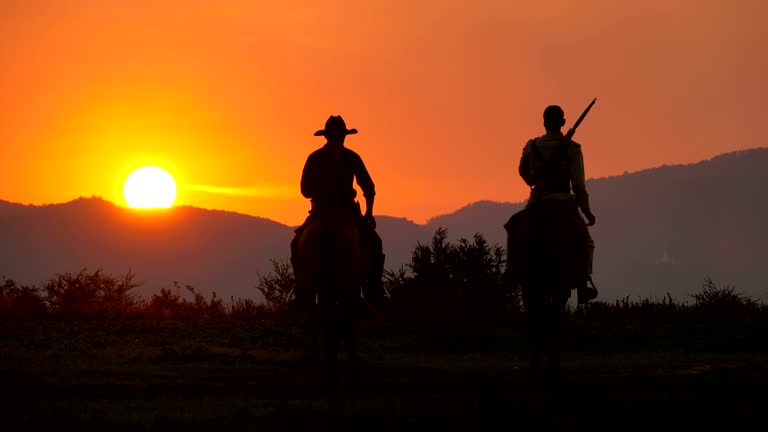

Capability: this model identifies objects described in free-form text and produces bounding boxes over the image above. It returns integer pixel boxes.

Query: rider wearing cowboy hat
[289,115,386,313]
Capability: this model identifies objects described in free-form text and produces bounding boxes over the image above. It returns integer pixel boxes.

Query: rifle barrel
[565,98,597,140]
[572,98,596,130]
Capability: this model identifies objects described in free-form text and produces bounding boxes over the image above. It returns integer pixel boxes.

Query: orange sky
[1,0,766,225]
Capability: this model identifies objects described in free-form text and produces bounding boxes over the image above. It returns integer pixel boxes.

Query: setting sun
[123,166,177,209]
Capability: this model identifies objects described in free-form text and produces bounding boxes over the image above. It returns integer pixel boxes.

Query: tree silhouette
[387,228,520,320]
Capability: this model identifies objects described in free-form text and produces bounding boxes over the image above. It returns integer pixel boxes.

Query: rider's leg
[362,224,386,311]
[544,289,570,380]
[342,309,360,369]
[522,282,545,380]
[576,215,598,304]
[288,219,312,314]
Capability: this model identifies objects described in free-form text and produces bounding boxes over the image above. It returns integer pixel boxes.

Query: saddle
[504,203,588,283]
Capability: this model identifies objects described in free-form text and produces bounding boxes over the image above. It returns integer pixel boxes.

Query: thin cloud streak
[184,184,294,198]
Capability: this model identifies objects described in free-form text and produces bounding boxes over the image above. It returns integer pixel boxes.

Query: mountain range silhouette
[2,148,766,302]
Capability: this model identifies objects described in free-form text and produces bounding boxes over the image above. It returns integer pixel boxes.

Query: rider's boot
[577,275,598,305]
[363,252,387,312]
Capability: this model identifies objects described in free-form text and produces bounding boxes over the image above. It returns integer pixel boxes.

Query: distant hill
[421,148,768,301]
[0,196,431,301]
[0,198,294,300]
[2,148,766,302]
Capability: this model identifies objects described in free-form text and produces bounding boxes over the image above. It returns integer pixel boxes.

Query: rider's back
[520,132,588,211]
[301,145,374,214]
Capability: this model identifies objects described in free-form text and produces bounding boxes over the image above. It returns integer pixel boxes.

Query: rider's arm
[354,156,375,208]
[518,140,536,187]
[300,153,317,199]
[364,194,375,218]
[569,144,594,222]
[354,153,376,225]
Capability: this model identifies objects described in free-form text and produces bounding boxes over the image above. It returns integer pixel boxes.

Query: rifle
[564,98,597,142]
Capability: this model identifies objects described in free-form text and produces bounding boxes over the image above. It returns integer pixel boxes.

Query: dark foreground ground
[1,312,766,431]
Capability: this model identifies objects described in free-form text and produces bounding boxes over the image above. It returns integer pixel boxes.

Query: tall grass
[1,268,764,322]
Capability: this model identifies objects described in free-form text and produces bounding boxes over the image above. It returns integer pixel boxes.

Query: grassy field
[1,311,767,431]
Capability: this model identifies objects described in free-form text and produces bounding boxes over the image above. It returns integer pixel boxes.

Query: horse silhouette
[505,201,587,380]
[295,211,368,383]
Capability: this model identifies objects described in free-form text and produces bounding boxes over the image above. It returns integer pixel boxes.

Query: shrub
[43,269,140,315]
[690,276,759,317]
[144,282,225,319]
[255,258,295,312]
[229,297,269,319]
[145,286,187,317]
[0,277,47,316]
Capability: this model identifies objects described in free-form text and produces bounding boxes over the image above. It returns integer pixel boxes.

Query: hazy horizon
[3,146,765,226]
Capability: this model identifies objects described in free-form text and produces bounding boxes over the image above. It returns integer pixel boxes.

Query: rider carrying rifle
[519,104,598,304]
[289,115,386,313]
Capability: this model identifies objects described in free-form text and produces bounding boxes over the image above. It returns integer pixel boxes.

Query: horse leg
[307,306,321,366]
[522,283,545,381]
[347,325,359,367]
[543,304,560,380]
[543,288,569,380]
[324,329,339,383]
[529,315,545,380]
[341,303,360,370]
[319,291,340,384]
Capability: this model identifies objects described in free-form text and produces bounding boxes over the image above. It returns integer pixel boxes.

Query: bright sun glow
[123,166,177,208]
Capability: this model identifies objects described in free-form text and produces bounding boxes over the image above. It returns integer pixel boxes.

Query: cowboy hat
[314,115,358,137]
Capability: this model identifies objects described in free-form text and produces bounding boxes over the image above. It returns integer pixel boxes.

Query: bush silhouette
[690,276,760,318]
[255,258,294,312]
[145,282,225,319]
[0,277,47,316]
[43,268,139,315]
[1,260,764,324]
[387,228,520,320]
